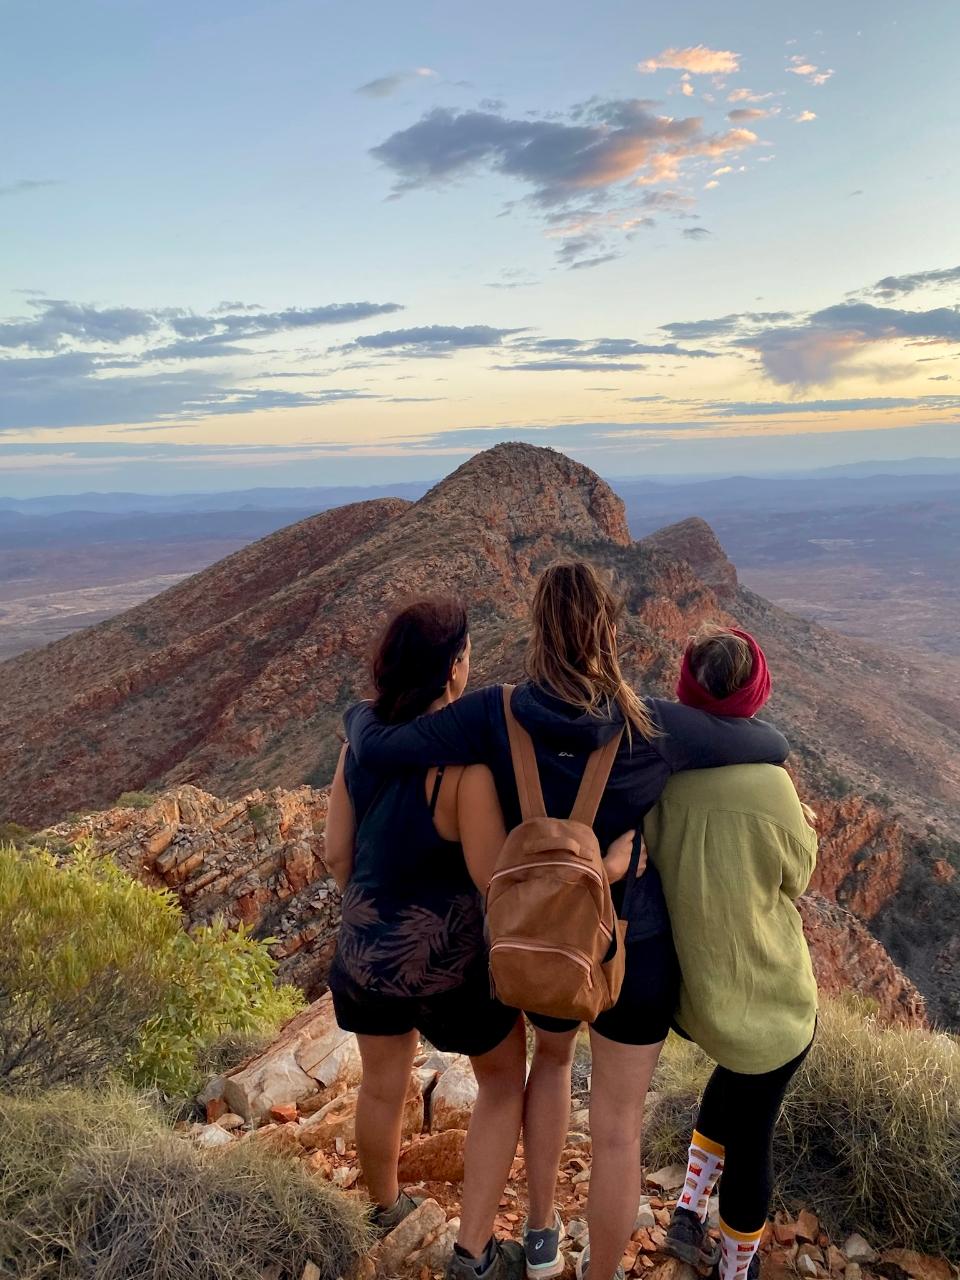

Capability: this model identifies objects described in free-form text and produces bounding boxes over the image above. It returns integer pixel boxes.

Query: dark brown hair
[526,561,656,740]
[688,625,754,699]
[372,598,469,724]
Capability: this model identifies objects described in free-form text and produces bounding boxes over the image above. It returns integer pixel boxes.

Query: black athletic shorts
[329,957,520,1058]
[526,933,681,1046]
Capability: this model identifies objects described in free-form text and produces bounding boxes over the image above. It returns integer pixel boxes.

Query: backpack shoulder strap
[570,728,625,827]
[501,684,546,820]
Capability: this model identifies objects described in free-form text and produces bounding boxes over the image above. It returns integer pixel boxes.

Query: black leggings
[695,1038,813,1233]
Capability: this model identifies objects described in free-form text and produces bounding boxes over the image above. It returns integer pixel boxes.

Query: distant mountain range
[1,443,958,1026]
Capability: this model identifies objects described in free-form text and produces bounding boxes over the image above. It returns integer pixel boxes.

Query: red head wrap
[676,627,772,718]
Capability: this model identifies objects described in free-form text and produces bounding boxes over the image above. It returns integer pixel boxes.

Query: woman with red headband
[648,626,819,1280]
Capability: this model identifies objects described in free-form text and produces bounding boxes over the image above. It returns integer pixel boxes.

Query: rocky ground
[180,995,955,1280]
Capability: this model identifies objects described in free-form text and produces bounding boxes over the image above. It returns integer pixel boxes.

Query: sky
[3,0,960,495]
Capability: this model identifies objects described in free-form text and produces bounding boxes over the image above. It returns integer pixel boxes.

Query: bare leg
[355,1030,420,1208]
[585,1031,664,1280]
[458,1018,528,1256]
[523,1026,579,1229]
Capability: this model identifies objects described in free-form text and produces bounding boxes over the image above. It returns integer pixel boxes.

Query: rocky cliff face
[6,441,960,1025]
[44,785,340,997]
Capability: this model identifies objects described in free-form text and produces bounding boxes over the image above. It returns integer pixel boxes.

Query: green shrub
[0,1087,372,1280]
[0,845,303,1095]
[645,1000,960,1260]
[116,790,159,809]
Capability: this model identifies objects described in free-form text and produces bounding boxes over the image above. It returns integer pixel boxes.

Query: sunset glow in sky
[3,0,960,493]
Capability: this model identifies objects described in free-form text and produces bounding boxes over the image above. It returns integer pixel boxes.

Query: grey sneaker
[522,1210,566,1279]
[446,1240,525,1280]
[664,1207,721,1269]
[574,1244,625,1280]
[371,1191,421,1238]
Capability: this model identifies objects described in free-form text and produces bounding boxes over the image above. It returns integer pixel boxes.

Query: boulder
[398,1129,468,1184]
[843,1235,879,1265]
[431,1058,478,1132]
[878,1250,955,1280]
[797,1210,821,1244]
[646,1164,687,1192]
[407,1216,461,1272]
[301,1079,423,1152]
[191,1122,235,1148]
[375,1198,447,1276]
[220,992,361,1121]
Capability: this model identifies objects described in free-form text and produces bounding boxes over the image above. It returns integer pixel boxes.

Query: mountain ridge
[2,442,958,1023]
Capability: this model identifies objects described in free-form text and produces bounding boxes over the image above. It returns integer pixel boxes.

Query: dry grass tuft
[0,1087,372,1280]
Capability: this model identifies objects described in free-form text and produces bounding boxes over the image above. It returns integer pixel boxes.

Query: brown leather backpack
[486,686,627,1022]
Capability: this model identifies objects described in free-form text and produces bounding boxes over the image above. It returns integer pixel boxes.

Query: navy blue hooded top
[342,682,789,942]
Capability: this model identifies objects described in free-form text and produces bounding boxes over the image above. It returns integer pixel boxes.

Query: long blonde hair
[526,561,656,741]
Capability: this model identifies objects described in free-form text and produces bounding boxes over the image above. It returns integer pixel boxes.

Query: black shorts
[329,958,520,1058]
[526,933,681,1046]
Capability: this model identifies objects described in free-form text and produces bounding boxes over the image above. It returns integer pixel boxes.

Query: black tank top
[333,755,486,997]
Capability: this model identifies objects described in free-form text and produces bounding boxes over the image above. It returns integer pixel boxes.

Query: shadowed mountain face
[2,443,959,1023]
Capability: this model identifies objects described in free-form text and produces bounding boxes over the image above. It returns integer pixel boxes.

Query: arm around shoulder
[343,686,499,769]
[649,698,789,772]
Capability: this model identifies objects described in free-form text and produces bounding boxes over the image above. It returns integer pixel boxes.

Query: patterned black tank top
[333,752,486,998]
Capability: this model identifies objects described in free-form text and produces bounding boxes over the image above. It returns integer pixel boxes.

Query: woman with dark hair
[343,563,792,1280]
[648,626,818,1280]
[325,599,527,1280]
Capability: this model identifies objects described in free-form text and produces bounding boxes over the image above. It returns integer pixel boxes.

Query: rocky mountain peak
[415,442,631,548]
[641,516,739,597]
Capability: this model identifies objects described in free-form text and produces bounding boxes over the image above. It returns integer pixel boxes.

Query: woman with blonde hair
[344,563,789,1280]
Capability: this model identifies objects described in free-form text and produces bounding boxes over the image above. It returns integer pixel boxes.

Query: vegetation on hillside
[0,1087,372,1280]
[646,998,960,1261]
[0,843,303,1094]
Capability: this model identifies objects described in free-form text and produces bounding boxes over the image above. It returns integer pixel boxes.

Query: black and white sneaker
[663,1207,721,1270]
[522,1210,566,1279]
[446,1239,525,1280]
[371,1191,422,1238]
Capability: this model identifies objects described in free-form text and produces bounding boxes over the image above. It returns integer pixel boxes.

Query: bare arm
[324,745,355,892]
[456,764,507,893]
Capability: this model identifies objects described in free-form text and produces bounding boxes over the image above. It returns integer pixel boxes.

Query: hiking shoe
[446,1239,525,1280]
[574,1243,626,1280]
[371,1191,421,1237]
[664,1207,721,1270]
[522,1210,566,1279]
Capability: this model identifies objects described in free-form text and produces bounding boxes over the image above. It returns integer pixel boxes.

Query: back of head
[676,623,772,716]
[688,625,754,699]
[372,598,469,724]
[527,560,656,740]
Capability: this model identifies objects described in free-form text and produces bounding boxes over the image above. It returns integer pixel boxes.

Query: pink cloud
[787,56,834,85]
[639,45,741,75]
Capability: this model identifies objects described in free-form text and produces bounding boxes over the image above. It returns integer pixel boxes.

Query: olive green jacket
[646,763,818,1074]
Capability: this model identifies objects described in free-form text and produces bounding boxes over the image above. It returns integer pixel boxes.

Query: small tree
[0,844,302,1094]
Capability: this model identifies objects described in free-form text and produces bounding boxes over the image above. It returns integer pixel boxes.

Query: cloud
[683,227,711,239]
[679,79,695,97]
[0,348,385,431]
[701,395,960,416]
[727,88,774,104]
[346,324,524,354]
[737,301,960,387]
[787,56,834,85]
[638,45,740,75]
[728,107,770,121]
[662,310,794,340]
[864,265,960,299]
[0,179,61,198]
[372,101,759,207]
[794,110,817,123]
[0,297,404,355]
[356,67,438,98]
[496,359,647,372]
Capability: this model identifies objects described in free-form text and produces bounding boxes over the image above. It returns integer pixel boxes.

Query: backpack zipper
[488,860,605,889]
[489,939,595,987]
